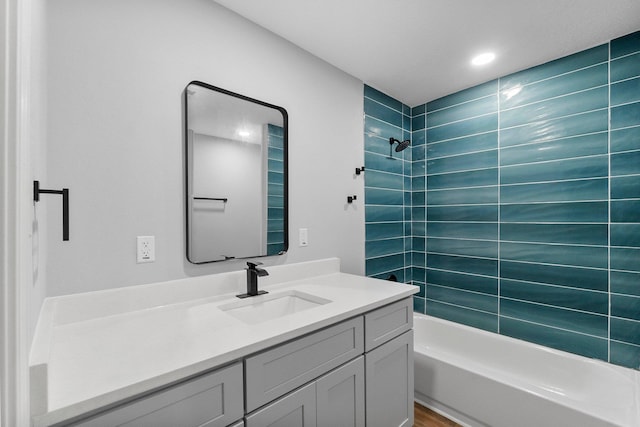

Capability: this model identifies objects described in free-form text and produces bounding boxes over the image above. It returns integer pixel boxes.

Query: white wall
[28,0,48,341]
[41,0,365,296]
[190,133,263,261]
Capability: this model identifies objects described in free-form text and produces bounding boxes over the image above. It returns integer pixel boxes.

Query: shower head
[389,137,411,152]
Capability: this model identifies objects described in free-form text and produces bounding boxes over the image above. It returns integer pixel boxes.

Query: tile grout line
[430,199,609,207]
[402,104,413,283]
[364,88,404,113]
[428,83,609,132]
[498,314,610,341]
[404,102,409,287]
[365,116,405,134]
[426,236,609,249]
[499,84,609,114]
[499,295,609,318]
[423,264,602,288]
[607,40,612,364]
[364,95,405,117]
[497,81,502,334]
[426,58,610,116]
[423,108,428,314]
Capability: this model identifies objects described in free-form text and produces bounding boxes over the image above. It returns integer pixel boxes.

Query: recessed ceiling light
[471,52,496,66]
[238,130,251,137]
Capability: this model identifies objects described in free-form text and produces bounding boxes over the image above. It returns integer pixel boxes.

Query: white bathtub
[413,313,640,427]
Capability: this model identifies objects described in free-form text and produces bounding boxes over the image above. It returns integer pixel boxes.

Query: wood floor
[414,402,462,427]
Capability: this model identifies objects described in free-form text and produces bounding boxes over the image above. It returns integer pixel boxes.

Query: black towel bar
[193,197,228,202]
[33,180,69,241]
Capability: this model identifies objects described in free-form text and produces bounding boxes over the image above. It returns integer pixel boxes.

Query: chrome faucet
[237,261,269,298]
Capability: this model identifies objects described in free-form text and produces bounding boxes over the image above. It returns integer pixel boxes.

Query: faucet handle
[237,261,269,299]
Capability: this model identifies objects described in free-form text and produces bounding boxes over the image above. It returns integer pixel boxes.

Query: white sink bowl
[218,290,331,324]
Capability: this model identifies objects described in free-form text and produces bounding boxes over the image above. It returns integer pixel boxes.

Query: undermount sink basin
[218,290,331,324]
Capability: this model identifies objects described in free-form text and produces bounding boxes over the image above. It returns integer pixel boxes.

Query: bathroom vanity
[30,259,418,426]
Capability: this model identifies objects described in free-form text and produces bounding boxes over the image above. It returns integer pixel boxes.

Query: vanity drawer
[70,362,243,427]
[245,316,364,412]
[364,297,412,351]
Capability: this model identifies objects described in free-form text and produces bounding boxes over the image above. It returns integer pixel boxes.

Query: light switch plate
[299,228,309,247]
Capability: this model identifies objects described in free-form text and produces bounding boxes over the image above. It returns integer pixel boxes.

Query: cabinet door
[228,421,244,427]
[71,363,243,427]
[245,383,316,427]
[245,316,363,412]
[365,330,414,427]
[316,356,365,427]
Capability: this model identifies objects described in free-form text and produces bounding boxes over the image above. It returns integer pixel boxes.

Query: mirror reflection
[185,82,288,263]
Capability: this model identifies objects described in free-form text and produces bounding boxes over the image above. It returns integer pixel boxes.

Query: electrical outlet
[299,228,309,247]
[137,236,155,263]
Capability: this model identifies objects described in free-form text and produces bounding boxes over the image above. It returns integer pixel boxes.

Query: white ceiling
[213,0,640,107]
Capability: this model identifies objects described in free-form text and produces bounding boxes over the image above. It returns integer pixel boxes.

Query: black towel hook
[34,180,69,241]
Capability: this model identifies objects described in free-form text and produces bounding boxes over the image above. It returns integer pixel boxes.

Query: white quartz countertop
[31,258,418,426]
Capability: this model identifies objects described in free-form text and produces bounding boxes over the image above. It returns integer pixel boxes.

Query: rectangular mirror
[184,81,288,263]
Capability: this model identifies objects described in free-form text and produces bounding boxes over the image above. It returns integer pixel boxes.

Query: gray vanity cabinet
[245,297,411,427]
[244,316,364,412]
[244,317,364,426]
[245,356,365,427]
[245,382,317,427]
[316,356,365,427]
[364,297,412,352]
[61,297,412,427]
[363,297,414,427]
[365,331,414,427]
[69,362,243,427]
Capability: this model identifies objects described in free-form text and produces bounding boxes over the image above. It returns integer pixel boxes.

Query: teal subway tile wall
[364,30,640,369]
[364,85,412,284]
[610,31,640,369]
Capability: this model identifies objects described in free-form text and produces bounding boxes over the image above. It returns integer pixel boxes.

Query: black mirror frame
[184,80,289,264]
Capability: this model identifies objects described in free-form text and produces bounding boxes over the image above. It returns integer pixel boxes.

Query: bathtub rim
[413,312,640,375]
[412,312,640,427]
